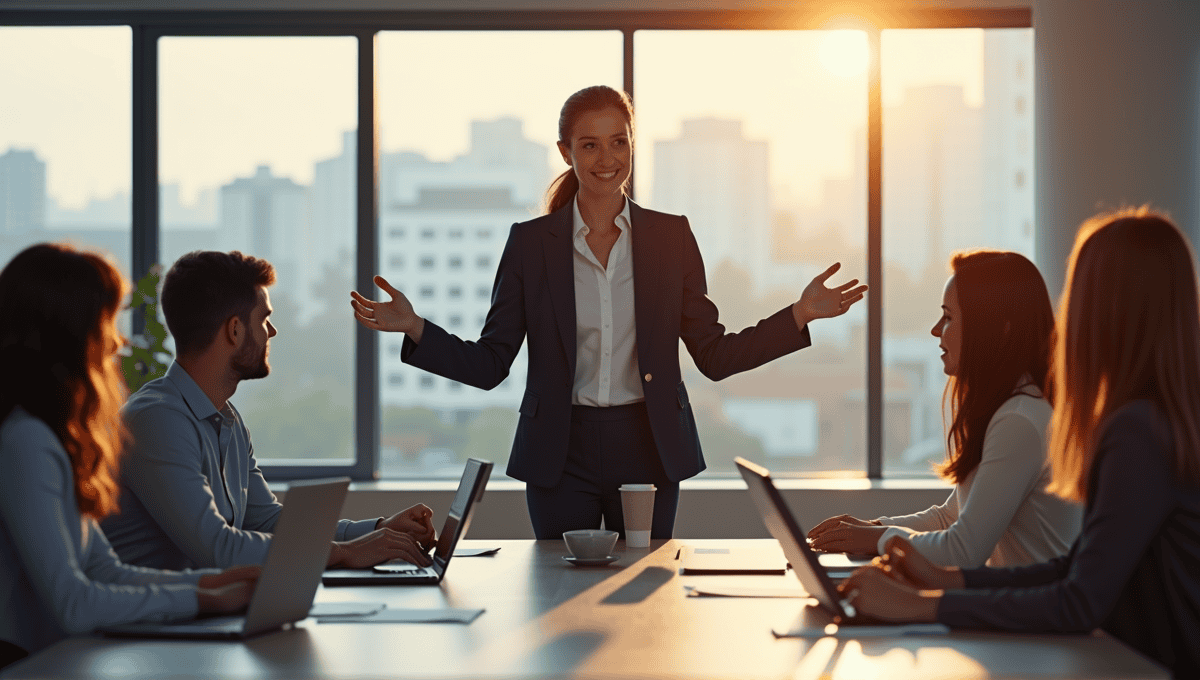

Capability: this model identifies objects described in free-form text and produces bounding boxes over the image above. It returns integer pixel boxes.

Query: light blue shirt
[0,407,203,655]
[101,361,379,570]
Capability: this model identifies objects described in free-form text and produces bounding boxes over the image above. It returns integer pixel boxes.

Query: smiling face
[931,276,963,377]
[557,106,632,202]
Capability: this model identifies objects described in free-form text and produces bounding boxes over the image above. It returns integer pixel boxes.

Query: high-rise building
[219,165,311,312]
[378,117,547,415]
[883,84,984,280]
[312,130,356,264]
[0,148,46,235]
[652,118,772,285]
[982,29,1035,257]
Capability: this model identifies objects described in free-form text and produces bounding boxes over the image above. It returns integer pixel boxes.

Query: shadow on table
[600,566,674,605]
[245,628,322,673]
[522,629,607,674]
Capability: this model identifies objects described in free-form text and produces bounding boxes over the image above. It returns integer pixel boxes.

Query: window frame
[0,6,1032,481]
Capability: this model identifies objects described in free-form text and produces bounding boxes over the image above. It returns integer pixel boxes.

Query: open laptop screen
[432,458,490,568]
[736,457,850,620]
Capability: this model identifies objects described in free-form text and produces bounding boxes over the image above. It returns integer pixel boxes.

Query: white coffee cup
[619,483,656,548]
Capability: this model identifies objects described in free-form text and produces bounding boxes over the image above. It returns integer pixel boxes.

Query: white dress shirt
[874,390,1083,568]
[571,196,644,407]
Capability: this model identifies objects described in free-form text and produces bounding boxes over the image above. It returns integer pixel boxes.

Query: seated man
[103,250,433,571]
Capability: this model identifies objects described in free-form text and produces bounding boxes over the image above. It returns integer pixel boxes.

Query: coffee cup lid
[619,483,656,491]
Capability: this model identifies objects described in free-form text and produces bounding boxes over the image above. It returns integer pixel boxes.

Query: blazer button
[644,373,652,383]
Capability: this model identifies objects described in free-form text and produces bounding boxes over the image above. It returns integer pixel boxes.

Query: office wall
[1034,0,1200,296]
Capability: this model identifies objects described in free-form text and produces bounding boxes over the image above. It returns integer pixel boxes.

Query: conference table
[2,539,1168,680]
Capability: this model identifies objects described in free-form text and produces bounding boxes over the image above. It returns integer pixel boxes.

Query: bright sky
[1,26,988,211]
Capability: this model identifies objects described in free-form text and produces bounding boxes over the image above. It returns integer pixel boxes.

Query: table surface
[2,539,1169,680]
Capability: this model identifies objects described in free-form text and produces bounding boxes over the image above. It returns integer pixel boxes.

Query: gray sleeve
[124,406,273,567]
[876,488,958,533]
[240,441,283,533]
[238,423,377,542]
[0,417,199,634]
[82,518,216,586]
[879,413,1046,567]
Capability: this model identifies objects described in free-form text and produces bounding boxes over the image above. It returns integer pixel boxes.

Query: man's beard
[232,335,270,381]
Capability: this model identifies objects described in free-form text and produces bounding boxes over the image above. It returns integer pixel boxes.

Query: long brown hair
[0,243,130,520]
[544,85,635,215]
[939,250,1055,483]
[1048,207,1200,501]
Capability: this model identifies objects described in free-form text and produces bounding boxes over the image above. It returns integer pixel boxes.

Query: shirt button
[644,373,652,383]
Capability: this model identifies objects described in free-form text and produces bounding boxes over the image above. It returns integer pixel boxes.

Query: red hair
[939,250,1055,483]
[0,243,130,519]
[1048,207,1200,501]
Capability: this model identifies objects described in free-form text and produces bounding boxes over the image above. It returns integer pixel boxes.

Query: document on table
[678,545,787,574]
[316,608,485,624]
[310,602,386,617]
[453,547,501,557]
[684,585,810,598]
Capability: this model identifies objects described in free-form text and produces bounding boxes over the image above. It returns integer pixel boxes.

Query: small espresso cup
[563,529,619,560]
[618,483,657,548]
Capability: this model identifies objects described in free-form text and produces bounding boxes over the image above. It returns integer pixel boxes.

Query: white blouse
[570,196,644,407]
[875,391,1083,568]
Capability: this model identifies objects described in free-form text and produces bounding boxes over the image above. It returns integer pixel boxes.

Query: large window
[376,31,622,479]
[0,26,131,294]
[0,10,1032,481]
[881,28,1035,476]
[636,30,868,477]
[159,36,358,464]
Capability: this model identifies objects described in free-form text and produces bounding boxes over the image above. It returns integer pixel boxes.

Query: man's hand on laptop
[378,503,438,551]
[197,564,262,589]
[195,565,261,614]
[328,528,433,569]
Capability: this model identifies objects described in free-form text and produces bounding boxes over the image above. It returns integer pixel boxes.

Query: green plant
[122,264,173,393]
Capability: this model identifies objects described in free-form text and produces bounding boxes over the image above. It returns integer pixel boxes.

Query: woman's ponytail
[544,169,579,215]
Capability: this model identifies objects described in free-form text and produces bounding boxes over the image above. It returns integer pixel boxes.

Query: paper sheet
[317,608,485,624]
[454,547,501,557]
[310,602,386,617]
[684,585,811,598]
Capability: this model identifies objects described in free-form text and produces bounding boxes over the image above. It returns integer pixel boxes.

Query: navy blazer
[401,201,811,487]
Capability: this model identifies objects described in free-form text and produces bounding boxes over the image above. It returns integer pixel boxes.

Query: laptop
[322,458,492,586]
[102,477,350,639]
[735,457,948,634]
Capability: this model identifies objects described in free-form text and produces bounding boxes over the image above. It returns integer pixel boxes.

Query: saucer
[563,555,620,567]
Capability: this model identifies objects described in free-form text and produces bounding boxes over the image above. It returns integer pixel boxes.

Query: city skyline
[0,27,1032,477]
[3,27,990,212]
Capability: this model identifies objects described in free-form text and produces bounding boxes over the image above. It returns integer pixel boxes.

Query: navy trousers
[525,402,680,540]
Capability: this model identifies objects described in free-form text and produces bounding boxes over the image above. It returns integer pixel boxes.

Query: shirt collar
[572,194,632,240]
[165,360,222,423]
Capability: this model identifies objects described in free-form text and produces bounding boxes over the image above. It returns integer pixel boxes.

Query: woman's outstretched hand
[792,262,869,330]
[351,275,426,343]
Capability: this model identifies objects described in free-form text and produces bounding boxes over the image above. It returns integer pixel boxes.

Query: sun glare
[819,30,869,78]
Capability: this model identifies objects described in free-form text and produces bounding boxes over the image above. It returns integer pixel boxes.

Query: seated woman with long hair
[0,244,259,670]
[842,208,1200,678]
[808,250,1082,567]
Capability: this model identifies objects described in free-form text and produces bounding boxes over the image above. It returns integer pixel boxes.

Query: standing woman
[0,244,259,671]
[841,208,1200,678]
[808,251,1082,567]
[352,85,866,539]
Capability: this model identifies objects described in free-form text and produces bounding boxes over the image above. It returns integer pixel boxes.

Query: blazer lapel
[542,204,577,379]
[630,200,658,353]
